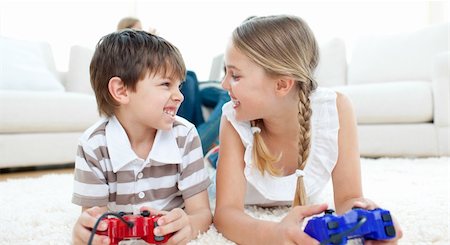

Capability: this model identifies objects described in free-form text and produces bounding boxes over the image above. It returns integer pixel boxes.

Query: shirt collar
[106,116,182,173]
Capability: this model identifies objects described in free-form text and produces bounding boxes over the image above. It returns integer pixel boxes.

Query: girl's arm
[213,117,323,244]
[331,92,364,213]
[331,92,403,243]
[214,116,278,244]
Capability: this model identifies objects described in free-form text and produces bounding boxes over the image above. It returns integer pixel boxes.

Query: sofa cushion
[0,36,64,91]
[314,38,347,87]
[348,22,449,84]
[65,45,94,94]
[0,91,100,133]
[332,81,433,124]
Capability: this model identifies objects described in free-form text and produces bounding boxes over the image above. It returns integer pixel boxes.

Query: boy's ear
[108,77,129,104]
[275,76,295,96]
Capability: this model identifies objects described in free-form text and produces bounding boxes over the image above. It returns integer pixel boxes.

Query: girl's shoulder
[310,87,337,103]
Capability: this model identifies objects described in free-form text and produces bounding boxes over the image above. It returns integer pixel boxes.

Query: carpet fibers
[1,157,448,245]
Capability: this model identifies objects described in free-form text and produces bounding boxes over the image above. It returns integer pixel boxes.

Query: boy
[72,29,212,245]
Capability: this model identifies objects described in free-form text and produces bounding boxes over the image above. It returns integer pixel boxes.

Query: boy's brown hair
[90,29,186,117]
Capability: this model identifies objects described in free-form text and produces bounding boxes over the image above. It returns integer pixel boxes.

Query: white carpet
[0,158,449,245]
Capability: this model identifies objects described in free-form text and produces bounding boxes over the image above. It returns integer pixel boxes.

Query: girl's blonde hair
[232,15,319,206]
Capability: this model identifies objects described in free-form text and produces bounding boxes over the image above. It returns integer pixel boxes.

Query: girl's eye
[231,74,240,81]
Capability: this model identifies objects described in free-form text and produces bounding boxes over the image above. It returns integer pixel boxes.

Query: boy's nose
[173,88,184,103]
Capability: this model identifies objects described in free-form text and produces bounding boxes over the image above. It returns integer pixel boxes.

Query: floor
[0,164,74,181]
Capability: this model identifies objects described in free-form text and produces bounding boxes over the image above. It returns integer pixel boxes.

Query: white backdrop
[0,0,447,81]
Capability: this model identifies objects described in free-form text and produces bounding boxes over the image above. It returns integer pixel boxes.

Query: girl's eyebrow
[225,65,241,71]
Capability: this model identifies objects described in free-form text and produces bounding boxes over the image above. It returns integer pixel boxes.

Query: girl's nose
[221,76,230,91]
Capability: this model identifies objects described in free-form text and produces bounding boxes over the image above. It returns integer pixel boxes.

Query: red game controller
[91,210,172,245]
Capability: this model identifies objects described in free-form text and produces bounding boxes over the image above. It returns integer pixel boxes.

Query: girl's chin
[234,112,254,122]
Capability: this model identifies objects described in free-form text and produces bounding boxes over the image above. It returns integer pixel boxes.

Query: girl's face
[222,42,276,121]
[126,72,184,131]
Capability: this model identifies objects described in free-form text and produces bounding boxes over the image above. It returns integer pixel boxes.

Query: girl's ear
[275,76,296,96]
[108,77,129,104]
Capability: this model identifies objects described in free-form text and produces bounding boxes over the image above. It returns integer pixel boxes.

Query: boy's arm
[184,190,213,237]
[151,191,212,243]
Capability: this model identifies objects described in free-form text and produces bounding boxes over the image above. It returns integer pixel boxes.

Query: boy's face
[125,72,184,131]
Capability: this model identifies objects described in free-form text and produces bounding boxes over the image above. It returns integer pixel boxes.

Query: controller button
[324,209,335,215]
[327,221,339,230]
[141,210,150,217]
[118,212,126,216]
[384,225,396,237]
[382,213,392,222]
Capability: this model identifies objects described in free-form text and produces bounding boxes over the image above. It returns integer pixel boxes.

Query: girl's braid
[293,82,313,206]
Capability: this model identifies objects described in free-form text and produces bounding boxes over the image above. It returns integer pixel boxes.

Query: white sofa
[209,22,449,157]
[0,38,98,169]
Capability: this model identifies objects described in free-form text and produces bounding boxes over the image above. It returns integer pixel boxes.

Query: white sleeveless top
[222,87,339,206]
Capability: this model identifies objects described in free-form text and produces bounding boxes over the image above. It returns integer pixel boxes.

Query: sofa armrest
[64,45,94,94]
[432,52,450,127]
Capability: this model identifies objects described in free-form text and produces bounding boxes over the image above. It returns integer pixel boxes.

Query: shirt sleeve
[72,139,110,207]
[177,127,211,199]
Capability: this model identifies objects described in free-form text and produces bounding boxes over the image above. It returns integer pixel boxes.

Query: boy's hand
[274,203,328,245]
[72,206,109,245]
[154,208,193,245]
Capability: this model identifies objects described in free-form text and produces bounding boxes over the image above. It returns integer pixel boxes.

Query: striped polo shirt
[72,116,210,213]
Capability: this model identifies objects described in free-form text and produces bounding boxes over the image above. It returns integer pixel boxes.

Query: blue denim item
[177,71,230,154]
[177,70,205,127]
[207,149,219,169]
[197,89,229,154]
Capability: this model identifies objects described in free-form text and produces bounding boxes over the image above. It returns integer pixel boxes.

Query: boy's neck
[115,114,157,160]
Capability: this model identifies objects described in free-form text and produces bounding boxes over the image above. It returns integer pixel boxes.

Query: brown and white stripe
[72,116,210,213]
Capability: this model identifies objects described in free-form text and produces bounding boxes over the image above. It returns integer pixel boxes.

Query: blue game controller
[304,208,396,245]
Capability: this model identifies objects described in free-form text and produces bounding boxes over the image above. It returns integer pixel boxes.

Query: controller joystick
[93,211,172,245]
[304,208,396,245]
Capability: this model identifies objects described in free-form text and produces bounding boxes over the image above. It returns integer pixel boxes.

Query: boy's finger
[79,210,99,228]
[88,234,110,245]
[75,221,109,245]
[157,208,184,226]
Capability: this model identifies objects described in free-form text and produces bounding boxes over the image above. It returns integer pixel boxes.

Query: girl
[213,15,402,244]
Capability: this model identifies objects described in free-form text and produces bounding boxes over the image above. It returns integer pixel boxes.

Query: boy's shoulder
[173,115,196,133]
[78,117,109,146]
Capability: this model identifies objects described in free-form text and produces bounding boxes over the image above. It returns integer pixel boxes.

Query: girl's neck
[260,105,299,140]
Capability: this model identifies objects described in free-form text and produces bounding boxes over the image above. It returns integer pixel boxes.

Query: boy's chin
[159,122,174,131]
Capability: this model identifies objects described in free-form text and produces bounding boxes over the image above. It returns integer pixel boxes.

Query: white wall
[0,0,446,81]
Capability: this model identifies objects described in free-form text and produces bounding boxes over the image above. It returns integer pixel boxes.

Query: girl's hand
[274,203,328,245]
[352,198,403,244]
[72,206,109,245]
[152,207,192,245]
